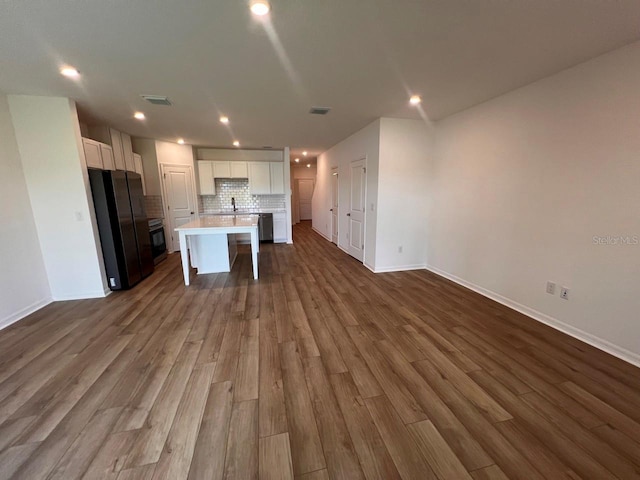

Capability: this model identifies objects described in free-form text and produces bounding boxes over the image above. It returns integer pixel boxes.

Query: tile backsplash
[144,195,164,219]
[200,178,285,212]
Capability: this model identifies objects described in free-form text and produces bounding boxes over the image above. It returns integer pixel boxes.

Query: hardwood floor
[1,221,640,479]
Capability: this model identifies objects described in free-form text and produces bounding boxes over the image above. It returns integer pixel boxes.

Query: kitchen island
[175,214,260,285]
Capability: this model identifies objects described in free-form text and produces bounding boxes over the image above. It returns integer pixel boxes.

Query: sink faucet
[231,197,237,212]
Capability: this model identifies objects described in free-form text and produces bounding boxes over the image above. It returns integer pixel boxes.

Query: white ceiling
[2,1,640,157]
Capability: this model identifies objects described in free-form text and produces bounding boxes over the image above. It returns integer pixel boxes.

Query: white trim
[0,297,53,330]
[372,264,428,273]
[53,290,110,301]
[312,226,331,242]
[426,264,640,368]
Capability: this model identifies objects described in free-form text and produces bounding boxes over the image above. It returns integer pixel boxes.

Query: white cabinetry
[109,128,126,171]
[248,162,272,194]
[121,133,135,172]
[270,162,284,194]
[212,161,248,178]
[83,138,117,171]
[100,144,115,170]
[230,162,248,178]
[248,161,284,194]
[82,138,102,169]
[273,212,287,243]
[198,161,216,195]
[212,161,230,178]
[133,153,146,195]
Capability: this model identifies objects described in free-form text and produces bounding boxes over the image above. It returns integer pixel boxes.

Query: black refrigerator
[89,169,154,290]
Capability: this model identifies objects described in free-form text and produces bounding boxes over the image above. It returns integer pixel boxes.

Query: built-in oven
[148,218,167,264]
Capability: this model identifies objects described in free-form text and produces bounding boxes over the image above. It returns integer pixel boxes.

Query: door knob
[347,213,351,216]
[330,208,333,212]
[190,211,194,215]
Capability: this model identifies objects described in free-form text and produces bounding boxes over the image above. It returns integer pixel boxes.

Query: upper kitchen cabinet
[100,144,115,170]
[133,153,147,195]
[212,161,230,178]
[82,138,116,171]
[198,161,216,195]
[270,162,284,194]
[87,125,131,171]
[248,162,271,194]
[82,138,102,169]
[230,161,248,179]
[109,128,126,171]
[212,161,248,178]
[121,133,135,172]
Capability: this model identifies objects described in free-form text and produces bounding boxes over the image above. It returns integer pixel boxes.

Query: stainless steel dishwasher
[258,213,273,242]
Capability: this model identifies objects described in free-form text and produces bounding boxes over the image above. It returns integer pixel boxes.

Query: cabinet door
[273,212,287,242]
[121,133,135,172]
[230,161,248,178]
[133,153,146,195]
[83,138,103,169]
[270,162,284,194]
[248,162,271,194]
[100,144,115,170]
[198,161,216,195]
[110,128,126,171]
[212,161,231,178]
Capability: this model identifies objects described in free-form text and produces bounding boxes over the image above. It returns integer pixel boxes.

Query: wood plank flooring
[1,221,640,479]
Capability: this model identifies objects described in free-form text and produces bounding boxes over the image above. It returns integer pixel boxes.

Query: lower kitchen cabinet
[273,212,287,243]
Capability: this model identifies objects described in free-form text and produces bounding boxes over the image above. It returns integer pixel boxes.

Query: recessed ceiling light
[306,164,311,168]
[60,67,80,78]
[233,140,240,147]
[409,95,422,105]
[177,138,185,145]
[250,0,270,16]
[134,112,146,120]
[302,151,308,156]
[220,116,229,124]
[294,158,299,163]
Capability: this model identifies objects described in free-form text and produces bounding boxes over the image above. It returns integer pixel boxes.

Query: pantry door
[161,164,197,252]
[347,158,366,262]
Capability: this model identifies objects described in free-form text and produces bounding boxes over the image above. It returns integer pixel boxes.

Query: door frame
[330,167,339,245]
[160,163,198,252]
[346,156,367,262]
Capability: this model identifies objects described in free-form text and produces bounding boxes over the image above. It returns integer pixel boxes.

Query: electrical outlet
[398,245,403,253]
[560,287,570,300]
[546,281,556,295]
[75,211,83,222]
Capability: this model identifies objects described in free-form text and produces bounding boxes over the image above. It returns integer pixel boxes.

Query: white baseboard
[426,264,640,369]
[372,264,428,273]
[52,290,109,301]
[312,226,331,242]
[0,296,53,331]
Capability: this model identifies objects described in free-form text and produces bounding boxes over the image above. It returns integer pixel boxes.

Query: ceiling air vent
[262,146,273,149]
[309,106,331,115]
[141,95,172,106]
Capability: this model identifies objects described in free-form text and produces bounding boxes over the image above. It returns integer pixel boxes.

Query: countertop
[175,214,259,231]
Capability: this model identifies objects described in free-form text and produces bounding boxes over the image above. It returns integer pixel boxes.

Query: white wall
[314,119,380,268]
[429,41,640,364]
[376,118,432,272]
[8,95,108,300]
[0,94,51,327]
[197,148,284,162]
[155,140,196,167]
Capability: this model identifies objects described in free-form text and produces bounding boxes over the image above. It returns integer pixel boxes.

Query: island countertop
[175,214,259,231]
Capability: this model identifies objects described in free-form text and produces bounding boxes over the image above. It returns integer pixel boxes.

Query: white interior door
[347,159,366,261]
[162,164,196,252]
[331,168,338,244]
[297,179,314,221]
